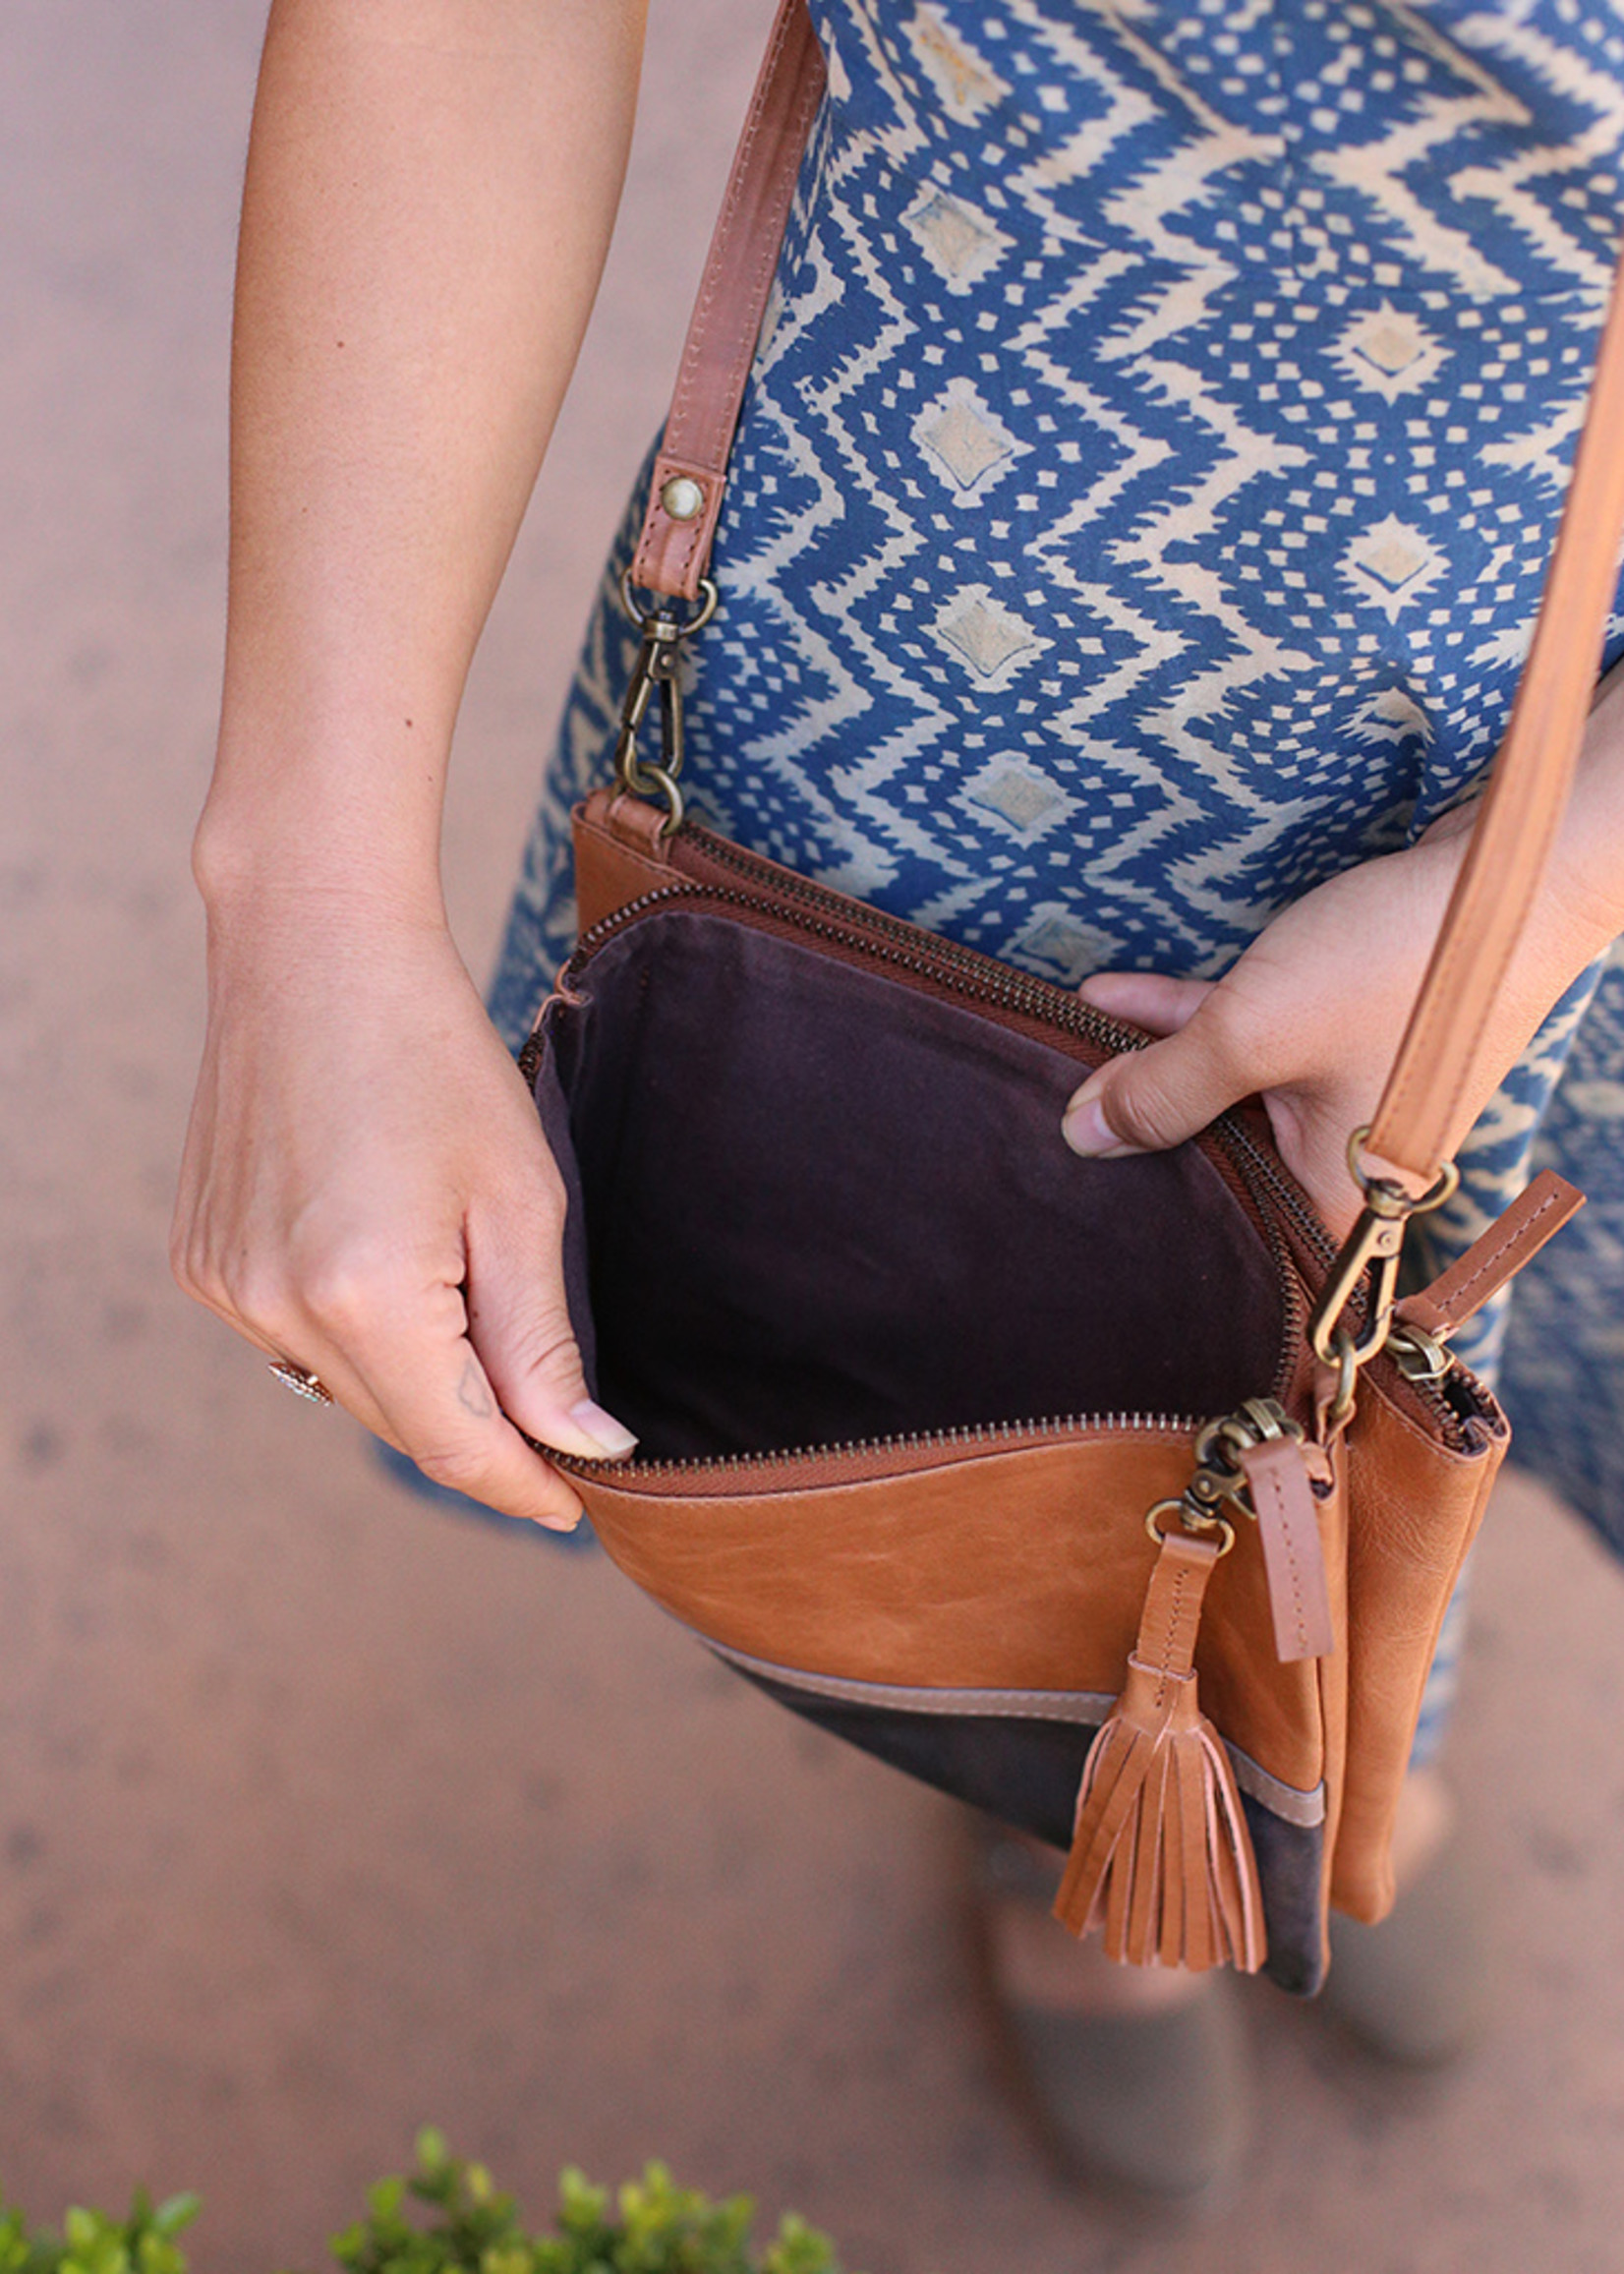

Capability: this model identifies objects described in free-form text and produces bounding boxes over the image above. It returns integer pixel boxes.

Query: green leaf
[367,2181,406,2223]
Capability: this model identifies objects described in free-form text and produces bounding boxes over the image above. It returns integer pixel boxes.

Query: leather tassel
[1053,1529,1265,1973]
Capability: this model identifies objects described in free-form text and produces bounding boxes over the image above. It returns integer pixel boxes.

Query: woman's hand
[172,887,634,1528]
[172,0,652,1522]
[1060,803,1615,1238]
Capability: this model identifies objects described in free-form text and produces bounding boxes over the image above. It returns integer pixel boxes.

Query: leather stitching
[632,2,826,596]
[1421,1185,1563,1317]
[1260,1459,1310,1657]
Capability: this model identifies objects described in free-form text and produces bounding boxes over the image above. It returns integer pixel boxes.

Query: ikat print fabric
[491,0,1624,1555]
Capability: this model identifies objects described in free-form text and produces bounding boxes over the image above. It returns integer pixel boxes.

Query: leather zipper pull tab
[1394,1168,1585,1345]
[1240,1435,1334,1664]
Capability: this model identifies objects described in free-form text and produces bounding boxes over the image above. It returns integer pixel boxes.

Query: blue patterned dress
[490,0,1624,1653]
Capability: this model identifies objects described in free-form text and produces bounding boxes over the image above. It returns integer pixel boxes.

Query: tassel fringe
[1053,1531,1265,1973]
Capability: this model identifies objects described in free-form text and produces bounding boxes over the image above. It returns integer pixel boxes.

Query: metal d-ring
[617,569,720,637]
[1144,1497,1237,1558]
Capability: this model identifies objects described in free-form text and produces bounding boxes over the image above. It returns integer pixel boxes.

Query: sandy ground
[3,3,1623,2268]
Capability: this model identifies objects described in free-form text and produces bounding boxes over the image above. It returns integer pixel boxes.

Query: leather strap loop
[629,0,826,601]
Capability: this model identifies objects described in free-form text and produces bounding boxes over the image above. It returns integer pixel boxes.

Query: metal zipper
[685,824,1156,1046]
[550,1408,1195,1486]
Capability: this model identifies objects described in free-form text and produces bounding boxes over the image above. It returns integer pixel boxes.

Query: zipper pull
[1238,1434,1335,1664]
[1184,1402,1333,1665]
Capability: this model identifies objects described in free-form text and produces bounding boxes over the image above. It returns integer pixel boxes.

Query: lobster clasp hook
[1306,1127,1461,1371]
[609,573,719,836]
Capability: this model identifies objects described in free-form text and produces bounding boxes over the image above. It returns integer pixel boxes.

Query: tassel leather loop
[1054,1529,1266,1973]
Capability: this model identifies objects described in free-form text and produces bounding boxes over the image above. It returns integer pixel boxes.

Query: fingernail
[540,1501,586,1534]
[570,1398,639,1458]
[1062,1094,1117,1156]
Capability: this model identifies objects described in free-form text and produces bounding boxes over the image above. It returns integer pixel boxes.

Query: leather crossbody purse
[520,0,1624,1992]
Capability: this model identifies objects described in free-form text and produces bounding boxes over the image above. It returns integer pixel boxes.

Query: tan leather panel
[572,792,679,933]
[1331,1377,1504,1920]
[573,1431,1331,1794]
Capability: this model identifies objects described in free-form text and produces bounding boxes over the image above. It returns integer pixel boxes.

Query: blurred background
[3,2,1623,2267]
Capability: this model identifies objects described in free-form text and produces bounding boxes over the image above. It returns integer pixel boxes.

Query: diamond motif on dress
[935,587,1046,683]
[1341,516,1448,621]
[1350,685,1434,747]
[903,188,1010,292]
[913,379,1023,499]
[1011,910,1108,988]
[961,756,1073,842]
[906,5,1009,123]
[1332,305,1448,402]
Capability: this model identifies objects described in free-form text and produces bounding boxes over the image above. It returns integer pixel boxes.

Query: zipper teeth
[688,827,1058,985]
[565,878,1146,1053]
[1219,1122,1339,1270]
[557,1409,1195,1482]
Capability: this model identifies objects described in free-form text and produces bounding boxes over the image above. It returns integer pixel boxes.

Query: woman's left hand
[1061,802,1615,1238]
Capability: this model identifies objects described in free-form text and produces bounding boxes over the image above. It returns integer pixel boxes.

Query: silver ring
[268,1360,334,1408]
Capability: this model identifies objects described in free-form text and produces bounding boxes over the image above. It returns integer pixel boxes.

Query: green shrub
[0,2187,201,2274]
[0,2135,851,2274]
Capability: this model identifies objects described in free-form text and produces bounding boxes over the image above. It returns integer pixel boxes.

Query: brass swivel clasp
[1306,1127,1460,1420]
[1145,1396,1304,1558]
[611,571,720,835]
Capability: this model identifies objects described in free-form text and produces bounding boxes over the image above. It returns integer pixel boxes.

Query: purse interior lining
[540,911,1287,1461]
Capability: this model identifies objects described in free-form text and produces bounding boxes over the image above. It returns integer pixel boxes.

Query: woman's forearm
[198,0,647,912]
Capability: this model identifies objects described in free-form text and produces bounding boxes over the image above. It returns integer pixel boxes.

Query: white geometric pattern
[1331,304,1450,401]
[1340,514,1450,620]
[959,753,1074,842]
[902,185,1013,290]
[913,377,1025,499]
[934,585,1048,681]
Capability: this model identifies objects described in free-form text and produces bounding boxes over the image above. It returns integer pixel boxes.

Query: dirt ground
[3,3,1623,2269]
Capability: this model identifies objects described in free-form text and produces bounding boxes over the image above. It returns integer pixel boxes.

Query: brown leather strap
[1129,1530,1216,1683]
[1367,251,1624,1182]
[633,0,1624,1182]
[629,0,826,601]
[1395,1169,1586,1341]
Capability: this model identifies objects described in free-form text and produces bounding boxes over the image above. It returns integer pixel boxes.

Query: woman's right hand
[177,0,657,1520]
[172,883,636,1530]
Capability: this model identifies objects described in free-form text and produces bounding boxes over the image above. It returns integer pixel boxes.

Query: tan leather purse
[520,0,1624,1992]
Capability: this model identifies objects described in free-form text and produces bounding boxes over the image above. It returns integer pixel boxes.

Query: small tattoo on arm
[456,1358,494,1421]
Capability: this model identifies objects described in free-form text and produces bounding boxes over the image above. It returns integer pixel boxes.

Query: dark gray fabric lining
[737,1670,1326,1995]
[539,908,1287,1458]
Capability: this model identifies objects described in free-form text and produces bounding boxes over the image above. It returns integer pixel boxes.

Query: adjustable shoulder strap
[628,0,1624,1196]
[629,0,825,603]
[1366,254,1624,1184]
